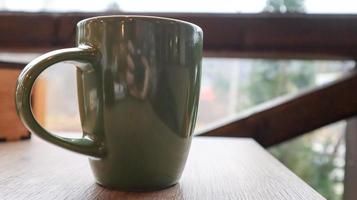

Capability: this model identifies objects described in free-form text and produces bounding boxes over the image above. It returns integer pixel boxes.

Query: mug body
[76,16,202,190]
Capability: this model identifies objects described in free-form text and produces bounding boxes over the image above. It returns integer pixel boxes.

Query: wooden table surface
[0,136,324,200]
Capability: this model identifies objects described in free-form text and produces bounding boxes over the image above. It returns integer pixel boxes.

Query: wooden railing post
[344,118,357,200]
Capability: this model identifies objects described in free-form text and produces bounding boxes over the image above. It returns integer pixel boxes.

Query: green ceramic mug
[15,16,203,190]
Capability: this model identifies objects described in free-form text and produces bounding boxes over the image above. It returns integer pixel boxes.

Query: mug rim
[78,15,202,32]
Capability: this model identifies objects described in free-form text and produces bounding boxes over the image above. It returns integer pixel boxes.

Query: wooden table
[0,136,324,200]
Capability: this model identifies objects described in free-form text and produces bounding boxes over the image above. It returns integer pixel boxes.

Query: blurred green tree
[244,59,343,199]
[264,0,305,12]
[247,60,314,105]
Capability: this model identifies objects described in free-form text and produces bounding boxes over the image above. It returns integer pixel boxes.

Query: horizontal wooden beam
[0,61,25,69]
[1,12,357,59]
[197,70,357,147]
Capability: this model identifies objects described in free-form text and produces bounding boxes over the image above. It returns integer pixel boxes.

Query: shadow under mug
[15,15,203,191]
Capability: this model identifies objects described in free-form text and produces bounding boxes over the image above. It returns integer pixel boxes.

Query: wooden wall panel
[0,68,29,141]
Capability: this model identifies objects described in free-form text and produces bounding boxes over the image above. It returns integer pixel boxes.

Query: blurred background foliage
[245,60,346,200]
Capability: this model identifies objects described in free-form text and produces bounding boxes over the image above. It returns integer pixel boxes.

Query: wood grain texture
[0,136,324,200]
[199,72,357,147]
[0,68,29,140]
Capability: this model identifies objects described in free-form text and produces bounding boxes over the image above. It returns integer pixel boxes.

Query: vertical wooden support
[344,117,357,200]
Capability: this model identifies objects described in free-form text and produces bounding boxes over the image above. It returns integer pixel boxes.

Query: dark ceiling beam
[1,12,357,59]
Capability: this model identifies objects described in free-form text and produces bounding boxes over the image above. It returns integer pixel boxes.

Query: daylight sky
[0,0,356,14]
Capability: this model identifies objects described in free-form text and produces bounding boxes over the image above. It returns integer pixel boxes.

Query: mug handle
[15,45,105,158]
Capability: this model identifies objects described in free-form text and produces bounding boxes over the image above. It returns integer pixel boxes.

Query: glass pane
[269,121,346,200]
[196,58,354,129]
[1,0,357,14]
[197,58,352,200]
